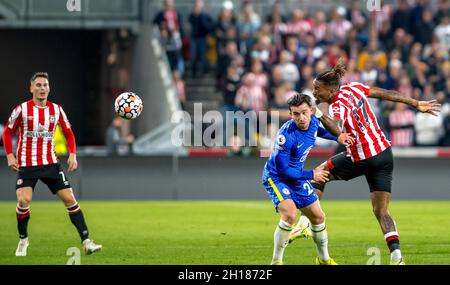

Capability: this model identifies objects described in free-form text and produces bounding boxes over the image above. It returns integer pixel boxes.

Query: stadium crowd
[155,0,450,149]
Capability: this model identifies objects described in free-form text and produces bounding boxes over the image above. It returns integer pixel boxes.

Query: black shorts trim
[16,164,71,194]
[327,147,393,193]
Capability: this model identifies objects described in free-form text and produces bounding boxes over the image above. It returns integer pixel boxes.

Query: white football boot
[15,238,29,256]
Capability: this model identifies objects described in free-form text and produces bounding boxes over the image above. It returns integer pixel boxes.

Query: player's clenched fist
[6,154,19,172]
[313,166,330,183]
[67,153,78,172]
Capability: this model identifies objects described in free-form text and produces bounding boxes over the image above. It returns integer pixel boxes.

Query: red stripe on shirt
[47,103,56,164]
[25,101,34,167]
[36,107,45,166]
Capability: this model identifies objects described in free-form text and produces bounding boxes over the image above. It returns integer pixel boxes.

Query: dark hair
[30,72,49,82]
[315,58,346,87]
[287,93,312,110]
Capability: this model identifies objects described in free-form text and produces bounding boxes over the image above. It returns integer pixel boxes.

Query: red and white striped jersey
[329,82,391,162]
[4,100,74,167]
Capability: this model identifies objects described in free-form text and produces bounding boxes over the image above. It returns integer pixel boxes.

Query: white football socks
[311,223,330,261]
[272,219,292,263]
[296,213,310,228]
[391,249,402,262]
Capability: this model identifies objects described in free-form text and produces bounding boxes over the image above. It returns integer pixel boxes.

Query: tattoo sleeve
[369,87,419,108]
[319,115,342,137]
[381,214,397,234]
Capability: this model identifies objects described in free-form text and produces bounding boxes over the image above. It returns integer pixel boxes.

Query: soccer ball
[114,92,143,120]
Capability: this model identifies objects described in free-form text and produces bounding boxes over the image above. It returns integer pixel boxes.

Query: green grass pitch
[0,200,449,265]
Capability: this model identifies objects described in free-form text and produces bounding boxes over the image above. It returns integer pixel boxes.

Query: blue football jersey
[262,116,336,184]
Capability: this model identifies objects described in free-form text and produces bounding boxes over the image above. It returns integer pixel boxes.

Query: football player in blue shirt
[262,93,353,265]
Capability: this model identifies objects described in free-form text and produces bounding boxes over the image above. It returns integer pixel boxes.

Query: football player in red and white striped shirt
[289,59,440,265]
[2,72,102,256]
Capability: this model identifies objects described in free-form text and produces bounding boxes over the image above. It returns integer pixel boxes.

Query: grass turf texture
[0,201,449,265]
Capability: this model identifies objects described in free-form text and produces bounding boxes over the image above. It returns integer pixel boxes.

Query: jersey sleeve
[350,82,370,96]
[58,105,76,154]
[272,131,314,180]
[6,105,22,131]
[2,105,22,155]
[317,125,337,141]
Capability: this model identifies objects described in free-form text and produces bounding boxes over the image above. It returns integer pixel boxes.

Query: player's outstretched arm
[314,104,341,137]
[369,87,441,116]
[315,105,355,146]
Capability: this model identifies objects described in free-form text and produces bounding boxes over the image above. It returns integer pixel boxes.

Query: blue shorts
[263,178,318,211]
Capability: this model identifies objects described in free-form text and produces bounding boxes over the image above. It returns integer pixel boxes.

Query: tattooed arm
[314,103,355,146]
[369,87,441,116]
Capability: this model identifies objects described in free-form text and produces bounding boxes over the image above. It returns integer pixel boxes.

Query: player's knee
[282,212,297,225]
[64,198,78,208]
[279,208,297,225]
[310,212,326,225]
[18,197,31,208]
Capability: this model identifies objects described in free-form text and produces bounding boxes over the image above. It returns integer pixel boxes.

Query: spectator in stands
[153,0,184,37]
[235,73,267,113]
[389,103,416,147]
[328,6,352,45]
[266,0,287,26]
[442,115,450,146]
[398,75,414,100]
[434,13,450,51]
[342,27,363,61]
[222,62,241,113]
[341,59,360,84]
[434,0,450,25]
[357,38,388,72]
[250,35,273,67]
[434,61,450,92]
[285,8,312,35]
[360,58,378,86]
[189,0,214,77]
[415,108,444,147]
[390,28,411,63]
[378,19,393,50]
[414,9,436,45]
[158,21,184,74]
[372,0,393,32]
[297,64,314,91]
[391,0,412,34]
[269,81,292,127]
[237,0,261,56]
[250,59,268,91]
[285,36,301,66]
[153,0,184,70]
[347,0,366,29]
[106,117,135,156]
[216,41,239,89]
[278,50,300,88]
[227,135,252,157]
[312,10,328,43]
[299,33,324,66]
[215,1,237,56]
[268,64,284,100]
[411,0,430,30]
